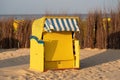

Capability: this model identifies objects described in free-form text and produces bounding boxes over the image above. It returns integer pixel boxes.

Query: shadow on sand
[0,50,120,69]
[0,49,18,53]
[81,31,120,69]
[0,55,29,68]
[80,49,120,69]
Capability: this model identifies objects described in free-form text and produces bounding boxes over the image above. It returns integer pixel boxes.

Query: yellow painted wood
[30,39,44,72]
[43,32,74,61]
[30,16,80,71]
[74,40,80,68]
[30,17,45,72]
[43,16,80,21]
[45,60,74,70]
[32,17,45,39]
[13,19,24,31]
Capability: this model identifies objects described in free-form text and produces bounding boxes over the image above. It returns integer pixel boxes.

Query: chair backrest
[43,31,74,61]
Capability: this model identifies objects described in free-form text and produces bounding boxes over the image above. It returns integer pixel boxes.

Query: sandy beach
[0,48,120,80]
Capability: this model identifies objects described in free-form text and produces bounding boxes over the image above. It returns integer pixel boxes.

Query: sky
[0,0,118,15]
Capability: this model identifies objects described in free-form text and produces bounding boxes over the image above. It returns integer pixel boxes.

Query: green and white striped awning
[44,18,80,32]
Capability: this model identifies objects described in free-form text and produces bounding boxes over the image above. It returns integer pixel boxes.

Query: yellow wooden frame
[30,16,80,72]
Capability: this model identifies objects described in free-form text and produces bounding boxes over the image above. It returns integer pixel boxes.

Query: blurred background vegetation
[0,2,120,49]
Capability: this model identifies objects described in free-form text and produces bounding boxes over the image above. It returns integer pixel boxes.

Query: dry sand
[0,48,120,80]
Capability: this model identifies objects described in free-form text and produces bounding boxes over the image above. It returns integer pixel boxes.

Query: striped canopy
[44,18,80,32]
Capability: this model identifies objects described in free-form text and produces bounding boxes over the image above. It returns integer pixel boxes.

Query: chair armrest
[73,40,80,68]
[30,35,44,44]
[30,35,44,71]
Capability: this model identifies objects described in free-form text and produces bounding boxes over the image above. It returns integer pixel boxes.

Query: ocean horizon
[0,14,87,20]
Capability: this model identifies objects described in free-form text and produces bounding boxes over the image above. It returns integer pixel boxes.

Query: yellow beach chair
[30,16,80,72]
[13,19,24,31]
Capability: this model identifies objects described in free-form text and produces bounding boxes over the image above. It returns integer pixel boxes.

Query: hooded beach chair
[30,16,80,72]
